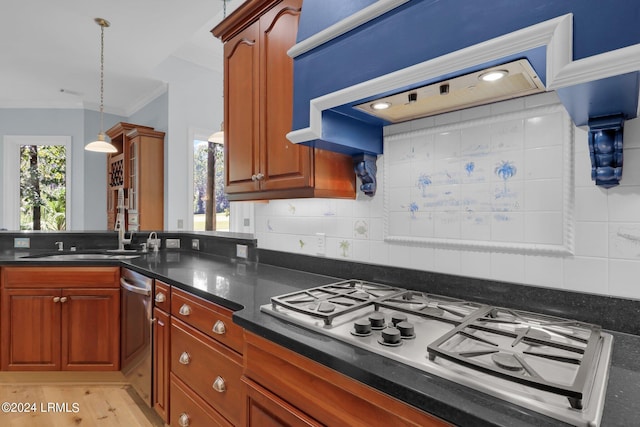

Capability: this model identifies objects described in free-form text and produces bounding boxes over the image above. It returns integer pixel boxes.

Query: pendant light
[85,18,117,153]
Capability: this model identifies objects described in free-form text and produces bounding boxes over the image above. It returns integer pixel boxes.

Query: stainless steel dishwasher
[120,268,153,407]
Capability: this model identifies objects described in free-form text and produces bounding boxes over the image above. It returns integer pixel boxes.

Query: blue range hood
[287,0,640,158]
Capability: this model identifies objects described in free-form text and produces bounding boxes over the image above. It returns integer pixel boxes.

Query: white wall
[154,56,223,231]
[254,93,640,300]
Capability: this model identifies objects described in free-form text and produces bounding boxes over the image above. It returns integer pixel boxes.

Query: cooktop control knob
[379,327,402,346]
[352,318,372,336]
[391,312,408,326]
[369,312,386,329]
[396,321,416,339]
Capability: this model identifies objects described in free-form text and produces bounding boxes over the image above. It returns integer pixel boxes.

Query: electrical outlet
[243,218,250,227]
[236,244,248,259]
[166,238,181,249]
[191,239,200,250]
[14,237,30,248]
[315,233,326,256]
[177,219,184,229]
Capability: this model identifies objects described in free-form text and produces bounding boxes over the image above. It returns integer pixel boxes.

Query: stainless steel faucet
[116,219,132,250]
[147,231,159,253]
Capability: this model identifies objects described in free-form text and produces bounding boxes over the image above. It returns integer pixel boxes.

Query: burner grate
[427,305,604,409]
[269,280,404,325]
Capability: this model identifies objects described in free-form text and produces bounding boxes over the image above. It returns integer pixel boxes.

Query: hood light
[355,59,542,123]
[371,101,391,110]
[479,69,508,82]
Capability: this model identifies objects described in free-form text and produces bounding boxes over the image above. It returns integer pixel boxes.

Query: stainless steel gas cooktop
[260,279,613,427]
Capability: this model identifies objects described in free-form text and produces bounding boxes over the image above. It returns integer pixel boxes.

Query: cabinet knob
[53,297,60,303]
[179,304,191,316]
[60,296,68,303]
[178,351,191,365]
[212,376,226,393]
[155,292,166,303]
[178,412,190,427]
[256,172,265,181]
[251,174,258,181]
[212,320,226,335]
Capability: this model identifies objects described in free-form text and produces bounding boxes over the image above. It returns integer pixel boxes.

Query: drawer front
[2,267,119,288]
[170,373,233,427]
[154,280,171,312]
[171,288,243,354]
[171,318,243,426]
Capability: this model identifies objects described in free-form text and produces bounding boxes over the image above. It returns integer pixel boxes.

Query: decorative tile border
[383,103,575,255]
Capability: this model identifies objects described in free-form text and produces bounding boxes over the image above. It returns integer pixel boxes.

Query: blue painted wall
[293,0,640,153]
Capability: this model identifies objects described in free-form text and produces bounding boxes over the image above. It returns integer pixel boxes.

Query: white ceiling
[0,0,232,116]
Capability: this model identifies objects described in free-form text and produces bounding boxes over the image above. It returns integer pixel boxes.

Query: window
[20,144,67,230]
[192,138,228,231]
[2,136,72,230]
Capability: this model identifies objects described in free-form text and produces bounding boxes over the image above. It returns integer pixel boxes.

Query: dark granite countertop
[1,248,638,427]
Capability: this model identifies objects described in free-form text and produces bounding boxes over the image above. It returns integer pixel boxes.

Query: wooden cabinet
[0,267,120,371]
[213,0,356,201]
[165,287,245,427]
[243,377,323,427]
[170,373,233,427]
[171,319,244,426]
[153,280,171,423]
[106,122,164,231]
[171,287,244,354]
[243,332,451,427]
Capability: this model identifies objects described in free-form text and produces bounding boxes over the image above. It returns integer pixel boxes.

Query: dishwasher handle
[120,277,152,296]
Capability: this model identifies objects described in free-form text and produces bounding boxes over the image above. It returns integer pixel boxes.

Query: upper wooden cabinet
[213,0,356,201]
[105,122,164,231]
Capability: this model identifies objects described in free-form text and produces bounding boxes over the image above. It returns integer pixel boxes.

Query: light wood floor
[0,373,164,427]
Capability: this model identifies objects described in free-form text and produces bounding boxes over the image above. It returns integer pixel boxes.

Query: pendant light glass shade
[208,121,224,144]
[85,18,117,153]
[86,132,117,153]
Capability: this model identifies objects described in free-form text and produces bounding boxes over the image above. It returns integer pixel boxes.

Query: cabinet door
[259,0,309,191]
[128,133,164,231]
[243,377,323,427]
[1,289,62,370]
[153,307,171,423]
[127,138,140,230]
[61,288,120,370]
[225,23,260,194]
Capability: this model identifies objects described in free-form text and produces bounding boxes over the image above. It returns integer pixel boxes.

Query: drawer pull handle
[60,296,68,303]
[212,376,226,393]
[179,304,192,316]
[155,292,166,303]
[212,320,226,335]
[53,297,60,303]
[178,351,191,365]
[178,412,190,427]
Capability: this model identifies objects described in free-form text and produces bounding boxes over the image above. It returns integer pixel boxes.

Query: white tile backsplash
[563,257,608,295]
[254,95,640,300]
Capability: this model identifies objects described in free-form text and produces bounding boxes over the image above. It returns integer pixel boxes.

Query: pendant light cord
[99,21,105,135]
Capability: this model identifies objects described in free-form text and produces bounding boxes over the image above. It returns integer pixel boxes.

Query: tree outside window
[193,140,228,231]
[20,145,67,230]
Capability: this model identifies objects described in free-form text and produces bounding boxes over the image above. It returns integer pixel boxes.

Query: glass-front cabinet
[106,122,164,231]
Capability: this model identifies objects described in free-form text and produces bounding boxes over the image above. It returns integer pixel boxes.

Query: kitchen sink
[21,252,140,261]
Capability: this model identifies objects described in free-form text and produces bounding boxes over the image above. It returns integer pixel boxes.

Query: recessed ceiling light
[371,101,391,110]
[479,69,509,82]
